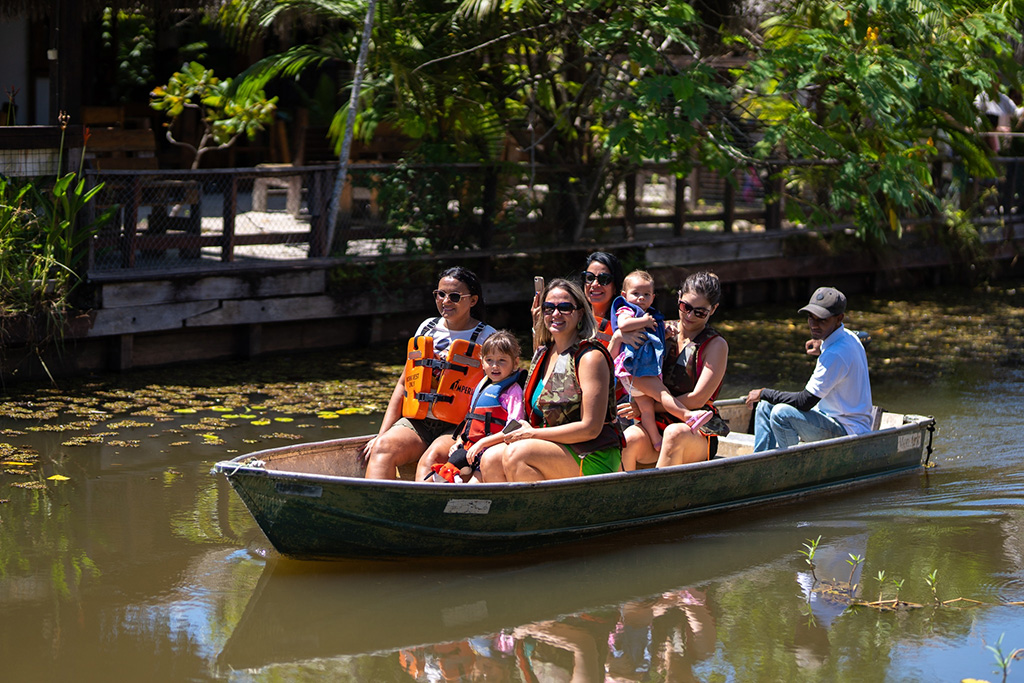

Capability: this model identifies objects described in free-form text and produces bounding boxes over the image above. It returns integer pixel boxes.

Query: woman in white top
[363,267,495,479]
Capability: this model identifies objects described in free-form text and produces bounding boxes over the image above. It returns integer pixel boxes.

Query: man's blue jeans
[753,401,847,452]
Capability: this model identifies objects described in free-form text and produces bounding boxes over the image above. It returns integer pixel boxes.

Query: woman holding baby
[619,270,730,469]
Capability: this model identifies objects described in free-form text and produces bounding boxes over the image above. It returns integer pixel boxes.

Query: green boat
[213,398,935,560]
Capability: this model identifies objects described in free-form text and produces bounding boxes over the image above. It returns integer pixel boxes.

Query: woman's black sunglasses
[581,271,614,286]
[542,301,580,314]
[678,299,710,318]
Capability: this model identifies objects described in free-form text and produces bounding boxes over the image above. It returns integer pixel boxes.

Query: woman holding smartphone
[481,279,622,481]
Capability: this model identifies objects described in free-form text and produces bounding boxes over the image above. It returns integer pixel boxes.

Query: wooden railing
[82,157,1024,274]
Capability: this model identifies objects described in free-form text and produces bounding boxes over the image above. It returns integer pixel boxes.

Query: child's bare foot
[641,419,662,450]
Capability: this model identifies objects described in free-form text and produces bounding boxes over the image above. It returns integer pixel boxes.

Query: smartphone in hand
[534,277,545,294]
[502,419,522,434]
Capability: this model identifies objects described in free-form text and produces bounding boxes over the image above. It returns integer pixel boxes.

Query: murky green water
[2,292,1024,682]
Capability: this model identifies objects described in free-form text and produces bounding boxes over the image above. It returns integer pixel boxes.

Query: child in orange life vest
[429,331,525,483]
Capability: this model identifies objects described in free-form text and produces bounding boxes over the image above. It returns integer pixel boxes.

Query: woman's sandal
[686,410,714,432]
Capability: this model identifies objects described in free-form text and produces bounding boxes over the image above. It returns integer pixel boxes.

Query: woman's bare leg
[621,424,659,471]
[656,423,709,467]
[479,444,509,482]
[414,434,457,481]
[364,426,427,480]
[503,440,582,481]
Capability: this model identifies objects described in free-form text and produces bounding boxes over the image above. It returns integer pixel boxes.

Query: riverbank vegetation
[0,120,115,362]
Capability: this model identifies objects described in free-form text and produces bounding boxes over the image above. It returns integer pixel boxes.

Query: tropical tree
[220,0,735,247]
[150,62,278,170]
[737,0,1023,241]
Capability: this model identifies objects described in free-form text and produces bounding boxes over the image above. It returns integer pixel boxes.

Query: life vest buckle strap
[467,413,506,426]
[413,358,448,370]
[414,392,455,405]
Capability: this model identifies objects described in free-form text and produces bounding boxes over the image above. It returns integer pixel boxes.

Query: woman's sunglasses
[581,271,614,286]
[542,301,580,315]
[678,299,710,319]
[434,290,468,303]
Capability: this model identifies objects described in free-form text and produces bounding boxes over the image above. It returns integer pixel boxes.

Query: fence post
[123,175,140,268]
[308,169,329,257]
[723,173,735,233]
[221,174,237,262]
[764,164,783,231]
[673,172,688,237]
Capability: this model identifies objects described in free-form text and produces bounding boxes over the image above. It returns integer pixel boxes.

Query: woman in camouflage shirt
[480,279,622,481]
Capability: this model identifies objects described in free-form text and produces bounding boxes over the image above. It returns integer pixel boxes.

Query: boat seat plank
[878,412,905,430]
[717,432,754,458]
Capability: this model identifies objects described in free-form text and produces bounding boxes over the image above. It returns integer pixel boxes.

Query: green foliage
[150,62,278,169]
[741,0,1021,240]
[223,0,732,242]
[987,633,1024,683]
[875,569,887,603]
[102,8,157,103]
[798,535,821,586]
[218,0,1024,246]
[0,175,114,321]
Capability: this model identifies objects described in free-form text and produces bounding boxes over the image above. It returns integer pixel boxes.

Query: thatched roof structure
[0,1,216,20]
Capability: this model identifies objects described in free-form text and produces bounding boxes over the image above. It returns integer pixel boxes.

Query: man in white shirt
[744,287,872,452]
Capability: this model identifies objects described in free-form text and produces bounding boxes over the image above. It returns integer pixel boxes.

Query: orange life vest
[402,319,486,424]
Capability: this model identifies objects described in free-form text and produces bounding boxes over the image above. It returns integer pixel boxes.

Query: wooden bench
[715,405,902,459]
[88,127,203,258]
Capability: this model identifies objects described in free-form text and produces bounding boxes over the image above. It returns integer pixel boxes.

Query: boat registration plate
[444,499,492,514]
[898,432,922,452]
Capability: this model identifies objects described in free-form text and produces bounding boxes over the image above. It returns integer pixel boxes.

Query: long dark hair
[439,266,486,320]
[583,251,625,292]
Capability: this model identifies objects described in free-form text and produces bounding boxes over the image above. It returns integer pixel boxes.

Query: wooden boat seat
[717,409,907,459]
[717,432,754,458]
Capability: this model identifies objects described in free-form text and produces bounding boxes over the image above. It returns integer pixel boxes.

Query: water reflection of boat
[216,521,859,673]
[212,399,935,560]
